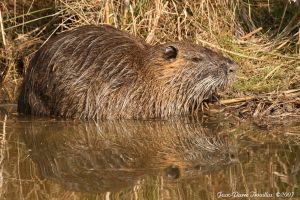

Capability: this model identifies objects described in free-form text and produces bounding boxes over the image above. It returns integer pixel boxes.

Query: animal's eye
[164,46,178,61]
[191,57,202,62]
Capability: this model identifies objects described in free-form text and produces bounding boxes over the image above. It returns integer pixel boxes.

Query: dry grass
[0,0,299,107]
[0,114,7,197]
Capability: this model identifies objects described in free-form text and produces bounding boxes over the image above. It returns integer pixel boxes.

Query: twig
[196,36,263,61]
[277,2,288,35]
[220,96,255,105]
[0,9,6,47]
[298,27,300,54]
[264,64,282,80]
[146,1,168,43]
[4,11,63,31]
[3,7,53,23]
[220,89,300,105]
[241,27,262,40]
[0,115,7,189]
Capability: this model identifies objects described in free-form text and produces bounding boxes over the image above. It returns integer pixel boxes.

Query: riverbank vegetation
[0,0,299,119]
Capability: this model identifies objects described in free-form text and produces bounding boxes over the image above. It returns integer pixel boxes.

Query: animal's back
[18,25,148,118]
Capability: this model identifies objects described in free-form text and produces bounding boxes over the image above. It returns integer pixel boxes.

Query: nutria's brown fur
[18,24,236,119]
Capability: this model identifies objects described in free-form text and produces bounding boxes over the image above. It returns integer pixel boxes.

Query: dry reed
[0,0,299,117]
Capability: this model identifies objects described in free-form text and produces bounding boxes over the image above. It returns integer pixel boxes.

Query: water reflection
[2,112,300,199]
[22,119,237,193]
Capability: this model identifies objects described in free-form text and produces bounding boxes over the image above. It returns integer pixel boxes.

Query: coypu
[18,25,237,119]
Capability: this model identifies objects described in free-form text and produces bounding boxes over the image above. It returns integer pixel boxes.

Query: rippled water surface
[0,104,300,200]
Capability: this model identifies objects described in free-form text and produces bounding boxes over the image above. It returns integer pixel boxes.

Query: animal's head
[142,42,237,112]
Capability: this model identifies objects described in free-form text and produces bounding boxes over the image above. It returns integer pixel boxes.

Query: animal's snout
[228,64,237,74]
[221,62,237,75]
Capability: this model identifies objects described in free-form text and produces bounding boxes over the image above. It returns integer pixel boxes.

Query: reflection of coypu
[22,119,237,193]
[18,25,237,119]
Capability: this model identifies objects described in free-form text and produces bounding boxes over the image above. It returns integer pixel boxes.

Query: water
[0,104,300,200]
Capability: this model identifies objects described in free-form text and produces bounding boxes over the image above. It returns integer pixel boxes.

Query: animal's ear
[163,46,178,60]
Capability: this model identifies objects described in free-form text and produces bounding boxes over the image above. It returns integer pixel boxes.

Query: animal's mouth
[202,91,220,106]
[205,92,220,103]
[227,74,236,86]
[202,78,230,105]
[188,74,235,112]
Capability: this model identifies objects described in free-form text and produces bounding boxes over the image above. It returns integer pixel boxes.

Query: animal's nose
[221,63,237,75]
[228,64,237,74]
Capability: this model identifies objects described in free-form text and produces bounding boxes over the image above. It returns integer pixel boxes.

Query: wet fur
[18,25,236,119]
